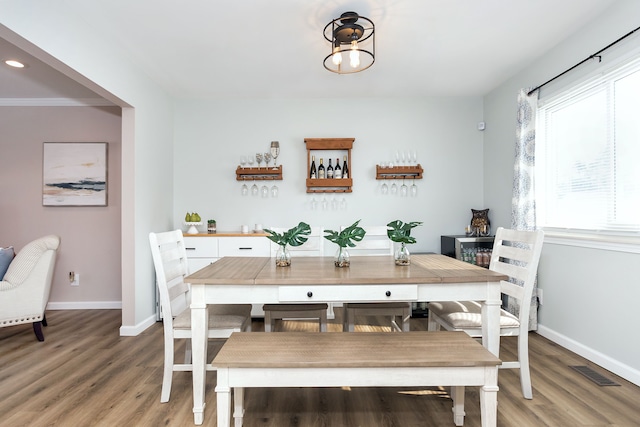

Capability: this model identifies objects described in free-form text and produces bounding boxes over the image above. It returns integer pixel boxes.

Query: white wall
[1,2,175,332]
[483,0,640,385]
[173,97,486,252]
[0,106,122,307]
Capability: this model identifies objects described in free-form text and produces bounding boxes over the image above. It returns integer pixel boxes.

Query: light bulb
[332,46,342,66]
[349,40,360,68]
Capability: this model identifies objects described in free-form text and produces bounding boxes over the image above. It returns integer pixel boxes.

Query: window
[536,57,640,239]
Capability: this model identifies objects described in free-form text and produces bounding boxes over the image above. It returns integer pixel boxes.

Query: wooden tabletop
[185,254,507,286]
[212,331,502,368]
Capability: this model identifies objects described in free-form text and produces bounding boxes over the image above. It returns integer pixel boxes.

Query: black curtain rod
[527,25,640,96]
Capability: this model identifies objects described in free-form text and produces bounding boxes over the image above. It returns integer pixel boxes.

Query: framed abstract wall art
[42,142,108,206]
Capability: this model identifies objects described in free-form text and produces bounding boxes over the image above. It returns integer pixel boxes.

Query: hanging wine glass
[263,152,272,168]
[411,178,418,197]
[270,141,280,168]
[390,182,398,195]
[251,178,259,196]
[270,183,279,197]
[381,179,388,195]
[261,184,269,198]
[241,180,249,196]
[255,153,263,168]
[400,179,408,197]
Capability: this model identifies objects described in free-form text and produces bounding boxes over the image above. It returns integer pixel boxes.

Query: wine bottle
[342,155,349,179]
[327,158,334,179]
[334,157,342,179]
[310,155,317,179]
[318,158,325,179]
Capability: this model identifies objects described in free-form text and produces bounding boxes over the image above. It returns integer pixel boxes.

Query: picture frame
[42,142,108,206]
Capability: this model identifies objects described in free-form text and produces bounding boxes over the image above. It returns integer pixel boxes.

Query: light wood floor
[1,310,639,426]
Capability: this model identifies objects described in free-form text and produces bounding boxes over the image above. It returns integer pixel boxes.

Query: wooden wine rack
[304,138,354,193]
[375,164,423,180]
[236,165,282,181]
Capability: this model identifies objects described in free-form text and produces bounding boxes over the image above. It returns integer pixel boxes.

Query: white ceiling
[0,0,617,101]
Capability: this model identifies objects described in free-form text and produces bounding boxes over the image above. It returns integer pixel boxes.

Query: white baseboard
[47,301,122,310]
[537,324,640,387]
[119,314,157,337]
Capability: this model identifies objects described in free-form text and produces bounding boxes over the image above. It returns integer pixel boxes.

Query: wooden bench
[213,331,501,427]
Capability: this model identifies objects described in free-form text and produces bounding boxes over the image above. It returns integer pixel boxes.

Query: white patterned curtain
[509,88,539,330]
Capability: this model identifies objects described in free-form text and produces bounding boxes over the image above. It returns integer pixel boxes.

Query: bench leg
[233,387,244,427]
[480,367,499,427]
[451,386,465,426]
[216,369,231,427]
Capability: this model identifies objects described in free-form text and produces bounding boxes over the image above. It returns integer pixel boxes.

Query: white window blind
[537,57,640,235]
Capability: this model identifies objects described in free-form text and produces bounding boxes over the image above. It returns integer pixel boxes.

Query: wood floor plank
[1,309,639,426]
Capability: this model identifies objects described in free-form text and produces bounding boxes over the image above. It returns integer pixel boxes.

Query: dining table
[185,254,507,425]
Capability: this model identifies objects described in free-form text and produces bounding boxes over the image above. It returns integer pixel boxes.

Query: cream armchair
[0,235,60,341]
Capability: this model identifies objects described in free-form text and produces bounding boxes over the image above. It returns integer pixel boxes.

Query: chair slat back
[342,225,393,256]
[269,226,324,257]
[149,230,191,321]
[489,227,544,322]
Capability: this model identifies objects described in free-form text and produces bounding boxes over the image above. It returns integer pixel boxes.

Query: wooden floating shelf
[236,165,282,181]
[306,178,353,193]
[376,164,423,180]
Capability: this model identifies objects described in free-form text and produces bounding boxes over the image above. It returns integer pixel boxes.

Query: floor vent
[570,365,620,386]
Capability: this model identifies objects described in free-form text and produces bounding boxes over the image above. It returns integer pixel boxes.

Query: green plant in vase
[387,220,423,266]
[324,220,366,267]
[264,222,311,267]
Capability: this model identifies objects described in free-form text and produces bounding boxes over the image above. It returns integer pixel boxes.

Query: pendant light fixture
[323,12,375,74]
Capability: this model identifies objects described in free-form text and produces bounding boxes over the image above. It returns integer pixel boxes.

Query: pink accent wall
[0,106,122,305]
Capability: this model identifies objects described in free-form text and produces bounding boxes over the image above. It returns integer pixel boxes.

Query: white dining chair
[341,225,412,332]
[263,226,328,332]
[427,227,544,399]
[149,230,252,403]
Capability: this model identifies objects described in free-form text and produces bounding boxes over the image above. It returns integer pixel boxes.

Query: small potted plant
[324,220,366,268]
[207,219,217,234]
[264,222,311,267]
[387,220,423,266]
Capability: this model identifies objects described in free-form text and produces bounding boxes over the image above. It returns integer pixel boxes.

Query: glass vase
[394,242,411,266]
[275,245,291,267]
[334,246,350,268]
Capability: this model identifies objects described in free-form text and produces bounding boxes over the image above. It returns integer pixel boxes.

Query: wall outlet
[70,272,80,287]
[537,288,543,305]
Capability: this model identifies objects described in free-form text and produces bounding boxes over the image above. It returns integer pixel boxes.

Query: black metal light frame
[323,12,375,74]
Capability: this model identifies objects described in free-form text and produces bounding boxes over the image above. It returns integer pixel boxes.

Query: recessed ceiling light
[5,59,26,68]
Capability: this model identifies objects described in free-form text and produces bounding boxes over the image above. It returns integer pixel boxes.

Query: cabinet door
[183,237,219,272]
[218,237,270,257]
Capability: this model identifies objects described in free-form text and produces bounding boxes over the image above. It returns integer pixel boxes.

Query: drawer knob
[307,291,313,298]
[385,290,391,297]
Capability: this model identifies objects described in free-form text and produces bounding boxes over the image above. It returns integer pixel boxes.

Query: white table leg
[451,386,466,426]
[233,387,245,427]
[191,285,208,425]
[482,281,502,357]
[480,367,499,427]
[215,368,231,427]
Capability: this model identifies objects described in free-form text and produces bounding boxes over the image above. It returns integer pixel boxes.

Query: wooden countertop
[184,232,268,237]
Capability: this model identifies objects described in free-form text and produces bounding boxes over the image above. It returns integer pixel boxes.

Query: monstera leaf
[264,222,311,247]
[386,220,423,244]
[324,220,366,248]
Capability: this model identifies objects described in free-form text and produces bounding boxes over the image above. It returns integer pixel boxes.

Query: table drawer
[183,237,219,258]
[278,285,418,303]
[219,237,270,257]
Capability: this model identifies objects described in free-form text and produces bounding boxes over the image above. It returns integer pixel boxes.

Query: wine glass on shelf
[411,151,418,166]
[263,152,272,168]
[240,155,247,169]
[255,153,263,168]
[270,141,280,168]
[247,155,254,169]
